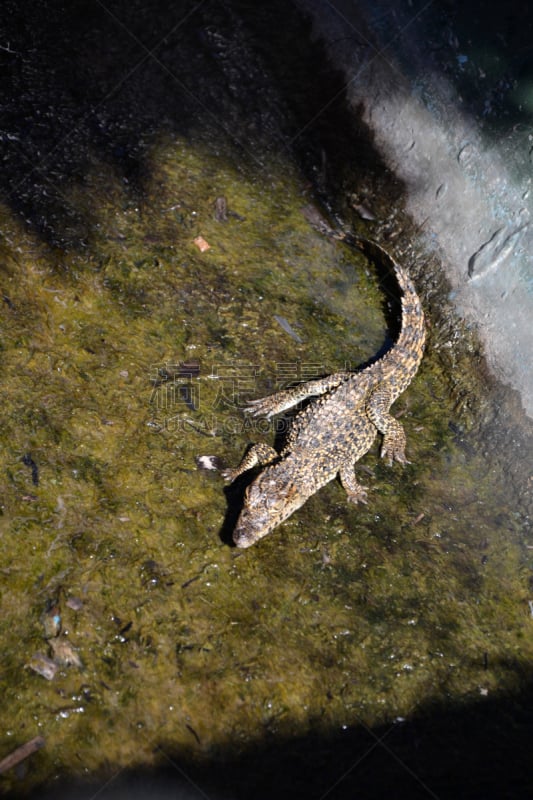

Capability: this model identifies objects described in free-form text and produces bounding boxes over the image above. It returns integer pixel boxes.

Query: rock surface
[297,0,533,417]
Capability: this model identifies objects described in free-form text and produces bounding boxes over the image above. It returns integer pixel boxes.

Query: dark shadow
[0,0,394,251]
[9,676,533,799]
[219,476,250,546]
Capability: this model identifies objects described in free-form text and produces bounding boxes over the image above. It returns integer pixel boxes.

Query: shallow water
[1,1,532,798]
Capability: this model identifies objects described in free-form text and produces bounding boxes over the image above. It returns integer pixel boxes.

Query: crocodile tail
[317,230,425,381]
[347,236,413,297]
[350,237,426,389]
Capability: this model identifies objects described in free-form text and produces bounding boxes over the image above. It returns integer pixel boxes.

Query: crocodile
[224,233,426,548]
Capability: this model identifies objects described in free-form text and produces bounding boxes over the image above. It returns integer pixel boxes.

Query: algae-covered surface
[1,1,533,798]
[1,134,532,796]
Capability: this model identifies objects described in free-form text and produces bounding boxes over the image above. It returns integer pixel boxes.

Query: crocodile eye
[244,482,262,509]
[264,481,296,510]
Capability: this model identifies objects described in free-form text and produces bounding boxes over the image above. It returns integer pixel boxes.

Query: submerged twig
[0,736,45,775]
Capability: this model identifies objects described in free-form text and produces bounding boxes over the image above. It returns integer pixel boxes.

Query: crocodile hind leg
[245,372,351,418]
[223,442,279,483]
[366,387,409,465]
[339,464,369,504]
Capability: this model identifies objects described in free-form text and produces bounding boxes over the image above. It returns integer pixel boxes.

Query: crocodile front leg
[223,442,279,483]
[245,372,351,418]
[366,387,408,465]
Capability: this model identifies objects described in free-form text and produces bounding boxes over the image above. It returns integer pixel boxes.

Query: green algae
[1,127,532,795]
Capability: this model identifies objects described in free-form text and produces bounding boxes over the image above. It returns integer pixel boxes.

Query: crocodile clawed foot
[346,485,369,505]
[244,397,277,418]
[380,443,410,466]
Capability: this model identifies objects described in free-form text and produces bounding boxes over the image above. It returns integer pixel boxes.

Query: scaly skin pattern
[224,238,426,548]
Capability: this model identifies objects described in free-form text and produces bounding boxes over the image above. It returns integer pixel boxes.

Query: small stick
[0,736,45,774]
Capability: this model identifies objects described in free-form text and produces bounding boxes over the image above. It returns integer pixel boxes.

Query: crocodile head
[232,466,308,548]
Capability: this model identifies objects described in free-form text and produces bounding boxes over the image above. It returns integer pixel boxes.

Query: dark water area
[1,1,532,798]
